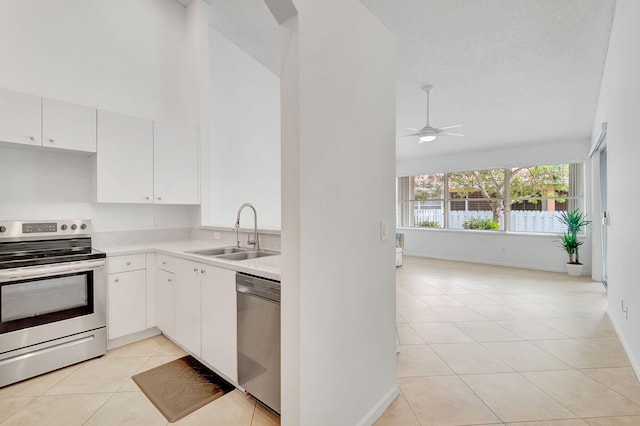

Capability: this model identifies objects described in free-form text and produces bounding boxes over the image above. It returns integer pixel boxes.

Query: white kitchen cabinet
[0,88,41,147]
[156,269,175,338]
[106,254,147,340]
[153,123,199,205]
[96,110,154,203]
[107,270,147,340]
[42,98,96,153]
[174,259,203,357]
[201,265,238,382]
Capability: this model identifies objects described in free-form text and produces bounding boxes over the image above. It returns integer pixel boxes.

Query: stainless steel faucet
[235,203,259,250]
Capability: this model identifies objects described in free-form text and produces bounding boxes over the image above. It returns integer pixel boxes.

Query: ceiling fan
[404,85,465,143]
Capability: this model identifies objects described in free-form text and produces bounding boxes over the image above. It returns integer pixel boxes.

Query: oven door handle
[0,260,105,282]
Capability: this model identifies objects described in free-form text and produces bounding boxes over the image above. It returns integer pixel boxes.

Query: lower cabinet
[152,255,239,383]
[174,259,203,357]
[108,270,146,340]
[156,269,175,338]
[201,265,237,382]
[106,254,147,340]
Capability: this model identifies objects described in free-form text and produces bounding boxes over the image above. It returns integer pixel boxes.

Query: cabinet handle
[29,136,35,141]
[114,278,120,283]
[200,269,206,275]
[144,196,150,200]
[48,138,54,143]
[126,261,131,266]
[193,267,198,272]
[156,196,162,201]
[162,261,167,265]
[168,278,173,283]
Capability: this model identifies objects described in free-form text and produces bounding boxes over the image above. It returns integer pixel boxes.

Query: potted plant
[557,209,590,276]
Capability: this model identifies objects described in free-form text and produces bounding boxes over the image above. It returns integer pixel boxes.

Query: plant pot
[566,263,583,277]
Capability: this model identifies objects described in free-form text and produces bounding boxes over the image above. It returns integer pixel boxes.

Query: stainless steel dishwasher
[236,273,281,413]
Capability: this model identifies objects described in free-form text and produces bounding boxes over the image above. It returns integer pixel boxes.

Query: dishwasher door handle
[237,282,280,303]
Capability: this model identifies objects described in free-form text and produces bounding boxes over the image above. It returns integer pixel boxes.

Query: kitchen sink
[186,247,279,261]
[186,246,250,256]
[214,250,279,261]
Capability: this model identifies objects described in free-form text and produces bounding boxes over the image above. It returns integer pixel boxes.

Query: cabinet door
[0,88,41,147]
[42,98,96,153]
[201,265,237,382]
[108,270,147,340]
[153,123,199,205]
[174,259,202,357]
[96,110,153,203]
[156,269,175,338]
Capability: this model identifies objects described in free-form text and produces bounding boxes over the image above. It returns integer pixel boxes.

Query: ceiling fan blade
[401,133,421,137]
[438,124,463,131]
[441,132,465,137]
[406,127,419,131]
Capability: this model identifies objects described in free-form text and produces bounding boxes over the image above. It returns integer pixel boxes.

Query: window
[397,163,584,234]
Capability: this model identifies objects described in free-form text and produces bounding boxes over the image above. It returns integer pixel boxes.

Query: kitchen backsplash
[191,227,281,252]
[93,226,281,252]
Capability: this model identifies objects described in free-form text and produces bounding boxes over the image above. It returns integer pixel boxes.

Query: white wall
[206,28,281,230]
[397,139,593,273]
[397,139,591,177]
[279,1,398,424]
[0,0,198,231]
[403,228,591,273]
[591,0,640,373]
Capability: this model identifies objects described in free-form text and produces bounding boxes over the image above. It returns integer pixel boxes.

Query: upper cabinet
[42,98,96,153]
[96,110,154,203]
[0,88,41,147]
[154,123,199,205]
[95,111,200,205]
[0,87,200,205]
[0,88,97,153]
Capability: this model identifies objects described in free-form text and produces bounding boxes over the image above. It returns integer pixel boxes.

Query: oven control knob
[80,223,87,230]
[0,226,5,233]
[61,224,68,230]
[71,224,78,230]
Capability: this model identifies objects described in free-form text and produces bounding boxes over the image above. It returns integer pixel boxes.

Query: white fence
[414,209,567,233]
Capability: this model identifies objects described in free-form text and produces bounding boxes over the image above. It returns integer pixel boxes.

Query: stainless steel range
[0,220,107,388]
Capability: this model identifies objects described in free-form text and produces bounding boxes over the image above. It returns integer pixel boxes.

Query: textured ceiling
[206,0,616,162]
[361,0,616,161]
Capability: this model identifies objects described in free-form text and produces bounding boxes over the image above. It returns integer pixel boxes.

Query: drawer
[108,253,146,274]
[156,253,175,273]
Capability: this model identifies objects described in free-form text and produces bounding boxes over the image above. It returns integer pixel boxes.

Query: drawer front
[156,253,175,273]
[108,253,146,274]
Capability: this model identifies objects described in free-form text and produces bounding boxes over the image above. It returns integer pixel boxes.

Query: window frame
[397,162,585,235]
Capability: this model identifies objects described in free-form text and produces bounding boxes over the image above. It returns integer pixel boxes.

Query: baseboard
[107,327,161,350]
[607,306,640,379]
[356,384,400,426]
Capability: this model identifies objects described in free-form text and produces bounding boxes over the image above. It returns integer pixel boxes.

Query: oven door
[0,259,106,353]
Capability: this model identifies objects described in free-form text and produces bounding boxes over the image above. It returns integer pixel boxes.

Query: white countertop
[95,240,281,281]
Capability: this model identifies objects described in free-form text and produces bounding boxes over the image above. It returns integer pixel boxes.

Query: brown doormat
[132,355,235,423]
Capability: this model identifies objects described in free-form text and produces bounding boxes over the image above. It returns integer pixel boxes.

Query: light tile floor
[0,334,280,425]
[3,256,640,425]
[376,256,640,426]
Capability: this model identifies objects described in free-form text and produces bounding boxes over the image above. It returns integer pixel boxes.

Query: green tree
[444,165,569,225]
[414,174,444,201]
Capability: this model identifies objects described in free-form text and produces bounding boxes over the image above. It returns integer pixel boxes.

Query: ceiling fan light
[419,135,436,143]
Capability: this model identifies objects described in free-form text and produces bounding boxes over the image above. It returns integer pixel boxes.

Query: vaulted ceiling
[206,0,616,162]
